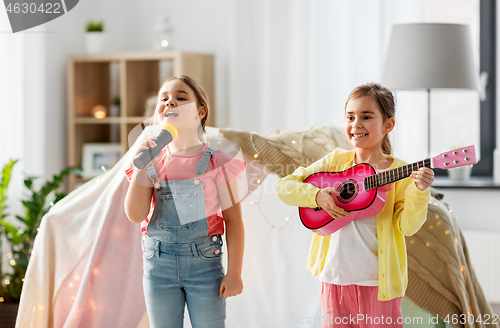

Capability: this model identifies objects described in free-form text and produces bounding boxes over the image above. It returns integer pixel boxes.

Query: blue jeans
[142,234,226,328]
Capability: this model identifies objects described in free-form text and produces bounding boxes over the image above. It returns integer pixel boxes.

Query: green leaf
[0,161,77,302]
[0,159,18,221]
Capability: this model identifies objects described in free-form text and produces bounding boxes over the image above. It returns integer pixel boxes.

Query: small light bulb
[10,260,15,266]
[272,227,276,231]
[291,140,296,144]
[92,105,107,119]
[161,40,169,47]
[257,179,261,184]
[285,217,290,221]
[254,154,258,159]
[101,166,107,172]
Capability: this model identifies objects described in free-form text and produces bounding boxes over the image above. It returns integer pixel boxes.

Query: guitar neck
[364,159,431,190]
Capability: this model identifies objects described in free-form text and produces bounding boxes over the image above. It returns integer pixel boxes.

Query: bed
[15,125,498,328]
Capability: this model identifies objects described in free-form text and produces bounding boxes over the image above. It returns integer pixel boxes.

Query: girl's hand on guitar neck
[315,187,350,220]
[410,167,435,191]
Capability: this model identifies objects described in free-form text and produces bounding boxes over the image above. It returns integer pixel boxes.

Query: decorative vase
[0,303,19,328]
[447,165,472,181]
[85,32,105,54]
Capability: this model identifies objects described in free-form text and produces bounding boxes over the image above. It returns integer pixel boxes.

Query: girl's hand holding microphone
[130,136,163,188]
[315,187,350,220]
[133,124,178,170]
[134,136,160,164]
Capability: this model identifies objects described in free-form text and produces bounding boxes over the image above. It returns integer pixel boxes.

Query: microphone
[133,124,178,169]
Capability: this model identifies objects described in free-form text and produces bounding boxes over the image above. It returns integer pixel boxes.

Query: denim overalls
[141,147,226,328]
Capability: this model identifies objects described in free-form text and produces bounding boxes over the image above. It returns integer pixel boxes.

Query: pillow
[220,125,351,177]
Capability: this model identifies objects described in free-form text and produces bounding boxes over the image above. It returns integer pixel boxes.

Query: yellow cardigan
[276,148,430,301]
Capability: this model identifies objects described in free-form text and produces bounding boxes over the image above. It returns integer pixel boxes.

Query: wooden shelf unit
[67,51,215,191]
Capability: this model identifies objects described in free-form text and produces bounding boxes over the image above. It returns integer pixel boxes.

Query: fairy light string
[248,175,296,231]
[246,131,301,230]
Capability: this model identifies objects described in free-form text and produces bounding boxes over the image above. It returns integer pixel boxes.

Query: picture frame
[82,143,122,178]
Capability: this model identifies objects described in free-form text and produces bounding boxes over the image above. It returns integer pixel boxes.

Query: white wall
[39,0,234,179]
[8,1,500,233]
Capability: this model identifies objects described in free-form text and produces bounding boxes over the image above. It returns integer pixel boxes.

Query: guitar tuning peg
[454,160,459,164]
[453,151,458,156]
[443,154,448,158]
[465,157,470,161]
[444,162,449,166]
[463,149,468,153]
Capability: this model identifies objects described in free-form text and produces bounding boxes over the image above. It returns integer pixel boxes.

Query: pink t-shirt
[125,144,246,236]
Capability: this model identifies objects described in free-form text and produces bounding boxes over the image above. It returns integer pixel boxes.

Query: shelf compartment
[73,62,111,117]
[71,124,122,167]
[125,60,162,117]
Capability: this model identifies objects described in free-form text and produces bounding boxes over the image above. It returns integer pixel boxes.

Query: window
[476,0,496,176]
[391,0,496,178]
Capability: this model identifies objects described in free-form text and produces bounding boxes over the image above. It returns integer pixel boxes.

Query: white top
[318,163,388,286]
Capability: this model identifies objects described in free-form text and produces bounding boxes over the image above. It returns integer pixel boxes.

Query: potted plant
[85,20,105,54]
[110,96,121,117]
[0,159,80,328]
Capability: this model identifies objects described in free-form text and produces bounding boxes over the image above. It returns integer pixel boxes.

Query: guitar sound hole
[337,180,358,203]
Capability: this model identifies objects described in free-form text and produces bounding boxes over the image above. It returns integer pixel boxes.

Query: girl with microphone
[124,75,246,328]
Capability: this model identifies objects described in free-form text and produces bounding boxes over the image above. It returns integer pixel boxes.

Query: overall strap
[195,147,215,175]
[146,146,215,182]
[147,163,158,180]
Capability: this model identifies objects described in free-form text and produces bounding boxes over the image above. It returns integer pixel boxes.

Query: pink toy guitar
[299,145,477,236]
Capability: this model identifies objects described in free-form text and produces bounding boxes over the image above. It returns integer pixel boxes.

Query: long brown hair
[345,83,395,155]
[154,75,210,139]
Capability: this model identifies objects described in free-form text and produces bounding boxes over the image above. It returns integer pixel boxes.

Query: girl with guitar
[277,83,435,327]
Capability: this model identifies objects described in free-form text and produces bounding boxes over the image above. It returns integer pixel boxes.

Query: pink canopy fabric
[16,127,258,328]
[16,138,149,328]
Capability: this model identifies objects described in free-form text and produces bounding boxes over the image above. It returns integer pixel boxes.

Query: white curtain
[229,0,423,135]
[0,8,48,276]
[0,13,24,169]
[229,0,480,163]
[0,6,25,283]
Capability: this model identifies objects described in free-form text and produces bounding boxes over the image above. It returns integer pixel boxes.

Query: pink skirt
[321,283,403,328]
